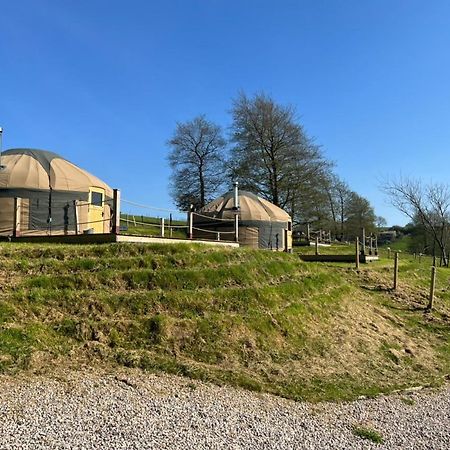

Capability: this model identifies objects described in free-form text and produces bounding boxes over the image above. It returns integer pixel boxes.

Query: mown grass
[0,241,449,402]
[120,214,188,239]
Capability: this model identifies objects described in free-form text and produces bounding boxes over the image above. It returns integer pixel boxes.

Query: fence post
[188,211,193,239]
[361,228,366,256]
[160,218,165,237]
[315,236,319,255]
[369,236,373,255]
[306,223,310,241]
[169,213,173,238]
[427,265,436,310]
[112,189,121,235]
[13,197,21,238]
[394,252,399,290]
[73,200,79,235]
[375,236,378,255]
[234,213,239,243]
[387,247,391,259]
[355,237,360,269]
[217,232,220,241]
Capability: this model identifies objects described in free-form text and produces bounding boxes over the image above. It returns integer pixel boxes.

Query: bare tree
[376,216,387,229]
[323,175,354,240]
[230,92,329,210]
[344,192,377,239]
[167,115,227,210]
[383,177,450,265]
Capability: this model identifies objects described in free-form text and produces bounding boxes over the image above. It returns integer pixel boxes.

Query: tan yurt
[0,148,113,236]
[193,190,293,251]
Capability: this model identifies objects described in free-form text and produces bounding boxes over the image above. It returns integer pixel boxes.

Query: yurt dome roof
[200,190,291,222]
[0,148,111,194]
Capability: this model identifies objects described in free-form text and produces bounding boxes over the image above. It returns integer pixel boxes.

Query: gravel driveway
[0,369,448,449]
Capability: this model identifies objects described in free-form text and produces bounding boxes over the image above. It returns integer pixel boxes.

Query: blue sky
[1,0,450,224]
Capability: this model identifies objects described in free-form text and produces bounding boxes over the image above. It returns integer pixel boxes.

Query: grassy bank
[120,213,187,238]
[0,242,448,401]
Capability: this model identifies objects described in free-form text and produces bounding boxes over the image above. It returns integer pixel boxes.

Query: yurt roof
[200,190,291,222]
[0,148,112,195]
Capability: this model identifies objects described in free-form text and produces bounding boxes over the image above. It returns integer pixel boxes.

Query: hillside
[0,242,449,402]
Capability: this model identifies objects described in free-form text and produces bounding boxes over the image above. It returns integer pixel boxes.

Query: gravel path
[0,369,448,449]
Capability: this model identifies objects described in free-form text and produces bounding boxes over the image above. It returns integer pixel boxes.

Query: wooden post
[169,213,173,238]
[361,228,366,256]
[73,200,80,235]
[217,232,220,241]
[428,265,436,310]
[315,236,319,255]
[188,211,193,239]
[387,247,391,259]
[369,236,373,255]
[112,189,121,235]
[234,213,239,243]
[355,237,360,269]
[433,255,436,267]
[13,197,21,238]
[306,223,310,241]
[394,252,399,290]
[160,218,165,237]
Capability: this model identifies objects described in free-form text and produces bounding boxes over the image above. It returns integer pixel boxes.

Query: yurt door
[88,187,105,233]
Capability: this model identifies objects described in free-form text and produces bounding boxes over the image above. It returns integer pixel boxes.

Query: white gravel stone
[0,369,448,449]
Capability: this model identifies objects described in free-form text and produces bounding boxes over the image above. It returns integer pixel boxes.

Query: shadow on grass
[361,284,392,293]
[388,304,428,313]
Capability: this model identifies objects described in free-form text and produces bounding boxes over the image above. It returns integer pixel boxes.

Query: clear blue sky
[2,0,450,224]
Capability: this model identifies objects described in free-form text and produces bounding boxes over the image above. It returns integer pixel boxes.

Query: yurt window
[91,191,103,207]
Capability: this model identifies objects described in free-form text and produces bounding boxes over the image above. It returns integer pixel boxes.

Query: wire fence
[192,226,235,235]
[192,211,235,222]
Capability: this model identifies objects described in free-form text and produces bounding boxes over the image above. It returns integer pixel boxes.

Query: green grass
[0,241,449,402]
[382,235,413,253]
[120,213,187,238]
[352,425,384,444]
[294,242,356,255]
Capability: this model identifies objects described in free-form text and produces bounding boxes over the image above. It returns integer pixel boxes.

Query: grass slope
[0,242,449,402]
[120,214,187,239]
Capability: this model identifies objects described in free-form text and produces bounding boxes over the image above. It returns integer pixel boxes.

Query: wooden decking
[3,233,240,247]
[299,254,379,263]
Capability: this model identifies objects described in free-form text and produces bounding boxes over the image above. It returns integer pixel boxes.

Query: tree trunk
[199,162,205,208]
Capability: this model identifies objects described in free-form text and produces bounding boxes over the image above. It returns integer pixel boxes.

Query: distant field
[120,214,187,239]
[0,241,448,402]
